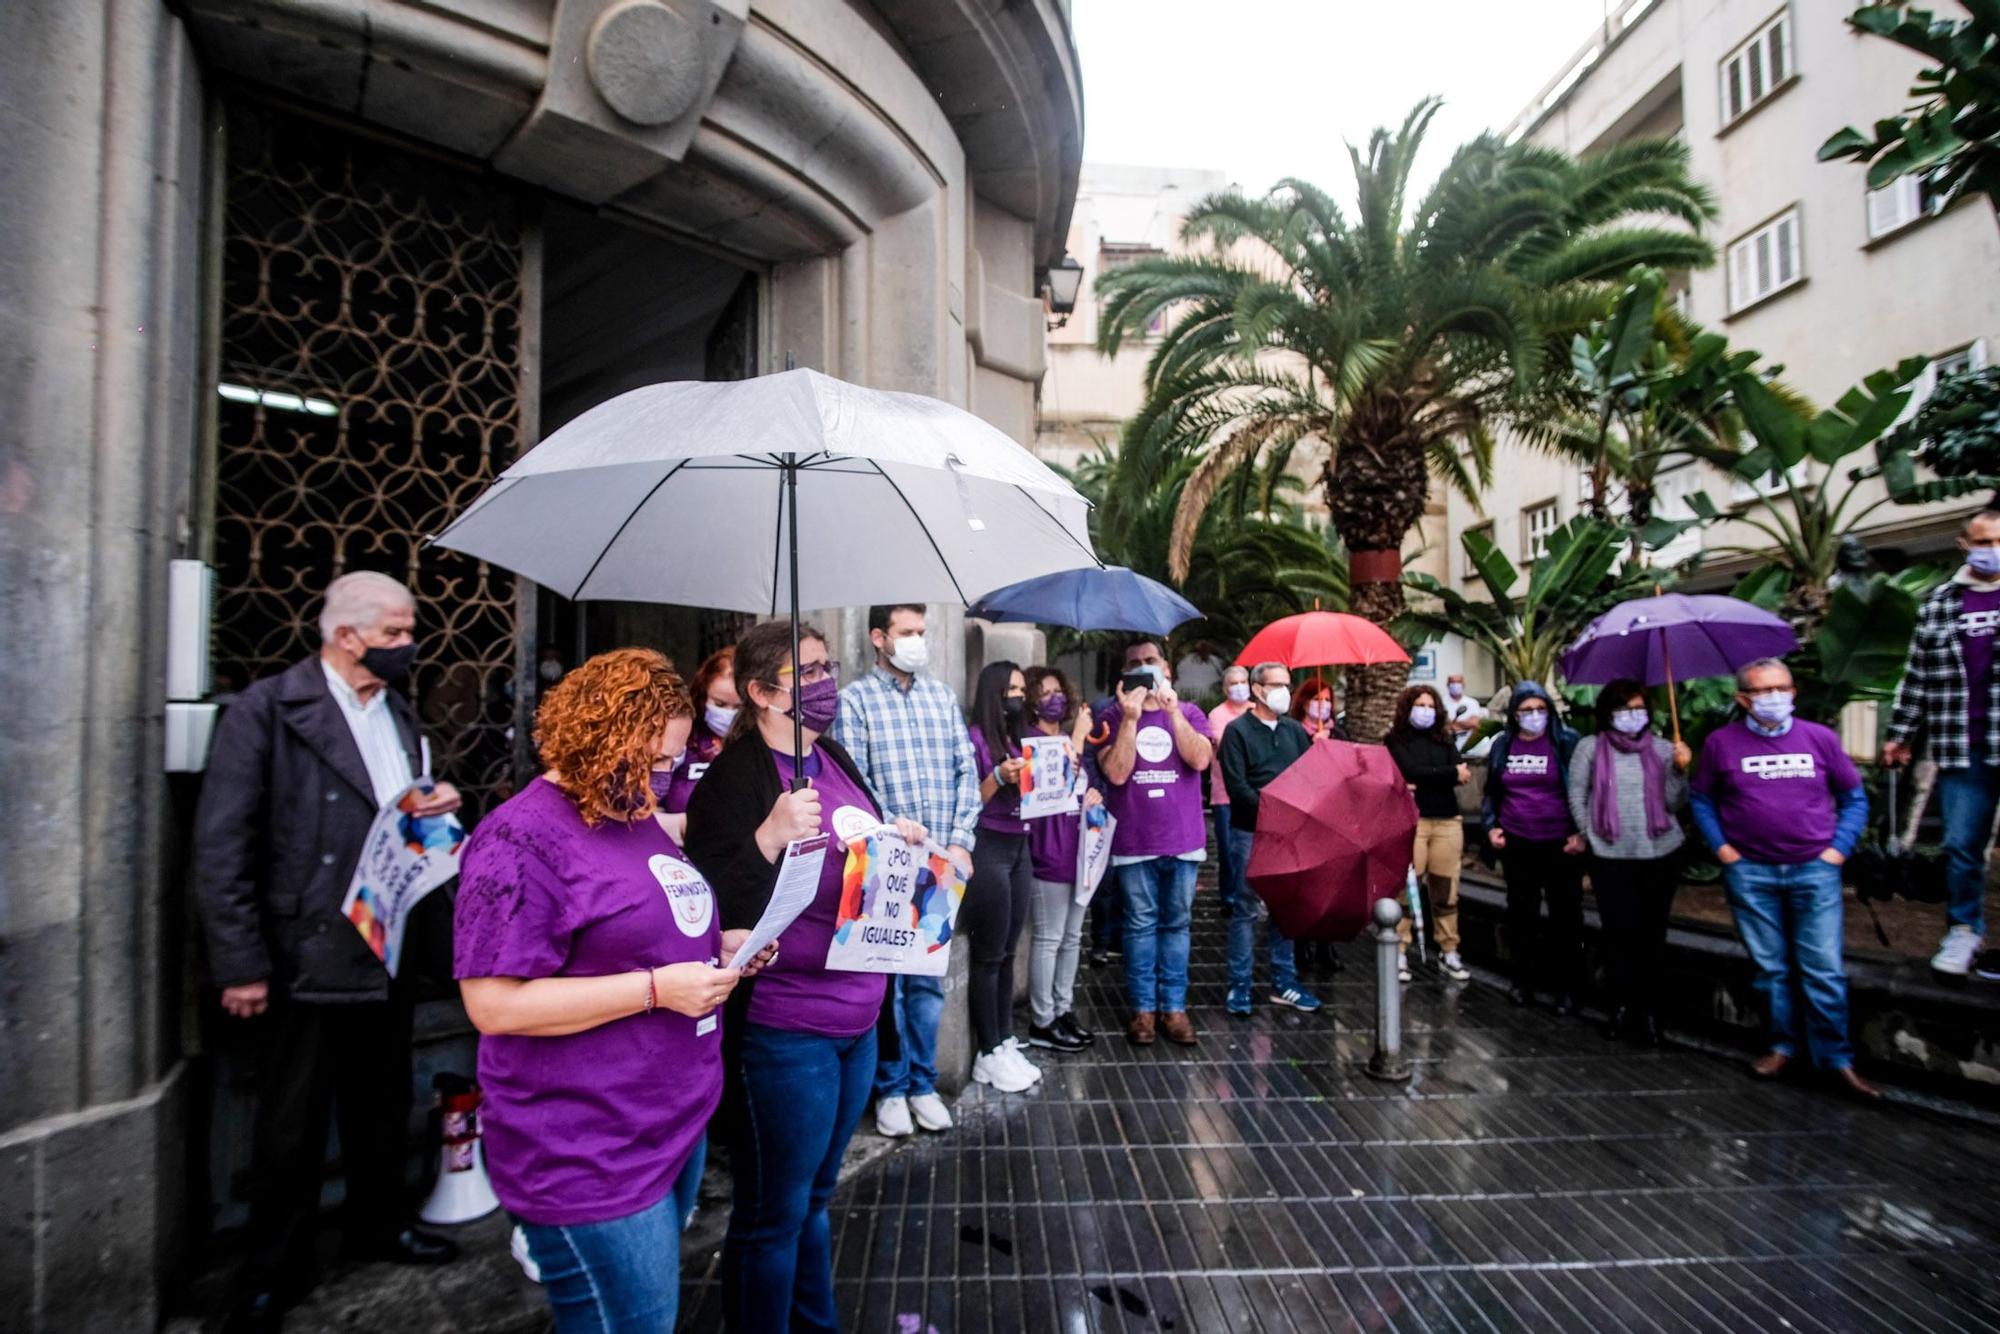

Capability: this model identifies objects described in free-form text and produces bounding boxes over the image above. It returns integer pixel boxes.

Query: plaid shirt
[832,667,982,850]
[1887,579,2000,769]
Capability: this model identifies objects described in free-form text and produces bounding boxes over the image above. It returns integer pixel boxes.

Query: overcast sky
[1073,0,1617,200]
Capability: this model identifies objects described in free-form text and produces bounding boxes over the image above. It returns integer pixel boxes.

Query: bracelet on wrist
[639,967,657,1015]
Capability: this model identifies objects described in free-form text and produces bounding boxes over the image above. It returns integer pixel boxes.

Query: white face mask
[1262,685,1292,716]
[1517,709,1550,737]
[1225,682,1251,704]
[1447,683,1464,699]
[705,703,738,735]
[1968,546,2000,578]
[1611,708,1650,735]
[887,633,929,673]
[1408,705,1438,731]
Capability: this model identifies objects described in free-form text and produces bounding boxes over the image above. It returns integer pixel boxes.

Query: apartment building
[1438,0,2000,692]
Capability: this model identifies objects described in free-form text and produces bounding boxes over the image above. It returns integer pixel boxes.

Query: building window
[1868,170,1949,240]
[1895,339,1990,428]
[1727,207,1803,313]
[1463,522,1494,584]
[1720,11,1792,128]
[1098,243,1168,335]
[1522,500,1560,560]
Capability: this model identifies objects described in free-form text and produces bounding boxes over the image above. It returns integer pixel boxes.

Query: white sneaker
[1931,925,1984,976]
[874,1095,914,1137]
[972,1047,1037,1093]
[1441,951,1471,982]
[510,1224,542,1284]
[1002,1035,1043,1083]
[908,1091,953,1131]
[1398,952,1412,984]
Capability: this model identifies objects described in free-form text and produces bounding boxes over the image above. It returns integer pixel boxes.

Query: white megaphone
[420,1075,500,1225]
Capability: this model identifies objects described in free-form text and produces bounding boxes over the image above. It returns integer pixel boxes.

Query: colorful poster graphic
[340,783,466,977]
[825,826,967,976]
[1018,734,1081,819]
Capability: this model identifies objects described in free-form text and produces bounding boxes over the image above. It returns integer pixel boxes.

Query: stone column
[0,2,206,1328]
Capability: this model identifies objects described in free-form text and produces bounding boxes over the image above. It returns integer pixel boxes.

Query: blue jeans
[873,973,941,1098]
[1225,825,1298,992]
[1091,873,1124,952]
[519,1148,705,1334]
[724,1023,876,1333]
[1118,857,1199,1012]
[1213,804,1242,903]
[1724,858,1854,1070]
[1936,751,1999,937]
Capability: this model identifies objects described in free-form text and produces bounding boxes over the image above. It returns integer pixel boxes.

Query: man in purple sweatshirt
[1690,657,1876,1099]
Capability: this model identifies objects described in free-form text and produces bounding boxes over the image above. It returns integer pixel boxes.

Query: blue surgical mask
[1748,692,1795,726]
[1969,546,2000,578]
[1611,708,1650,736]
[1517,709,1549,737]
[1408,705,1437,730]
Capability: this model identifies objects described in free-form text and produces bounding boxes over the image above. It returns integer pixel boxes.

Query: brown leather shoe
[1835,1067,1882,1101]
[1126,1011,1156,1046]
[1750,1050,1790,1079]
[1160,1011,1198,1046]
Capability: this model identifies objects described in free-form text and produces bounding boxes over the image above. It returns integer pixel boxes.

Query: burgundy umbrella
[1245,740,1417,940]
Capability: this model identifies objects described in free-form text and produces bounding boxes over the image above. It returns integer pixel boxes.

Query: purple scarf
[1591,727,1673,842]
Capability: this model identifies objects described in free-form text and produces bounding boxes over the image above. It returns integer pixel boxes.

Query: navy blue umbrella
[966,565,1203,635]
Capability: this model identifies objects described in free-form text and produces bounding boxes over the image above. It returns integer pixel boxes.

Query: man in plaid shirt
[832,604,981,1138]
[1886,509,2000,979]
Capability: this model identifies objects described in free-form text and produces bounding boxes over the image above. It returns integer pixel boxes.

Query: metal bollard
[1365,896,1411,1082]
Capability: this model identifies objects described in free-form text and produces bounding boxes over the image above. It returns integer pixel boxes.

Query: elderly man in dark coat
[195,570,461,1334]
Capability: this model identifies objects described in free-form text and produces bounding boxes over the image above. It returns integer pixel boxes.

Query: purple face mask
[647,768,675,801]
[1037,692,1068,722]
[789,674,841,734]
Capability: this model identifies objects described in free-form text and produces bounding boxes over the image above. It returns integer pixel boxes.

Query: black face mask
[360,641,418,683]
[1003,697,1025,722]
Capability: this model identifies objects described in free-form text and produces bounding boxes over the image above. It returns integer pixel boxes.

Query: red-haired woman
[1289,678,1347,742]
[655,646,739,840]
[454,648,775,1334]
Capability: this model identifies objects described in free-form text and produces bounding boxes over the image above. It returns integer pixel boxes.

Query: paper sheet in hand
[340,783,465,977]
[825,827,967,976]
[1073,809,1116,907]
[1018,734,1080,819]
[732,834,829,965]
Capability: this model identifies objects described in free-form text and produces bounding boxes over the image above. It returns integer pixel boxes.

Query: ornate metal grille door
[213,104,524,811]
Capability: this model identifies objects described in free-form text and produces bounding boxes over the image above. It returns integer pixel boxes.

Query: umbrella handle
[1660,629,1682,747]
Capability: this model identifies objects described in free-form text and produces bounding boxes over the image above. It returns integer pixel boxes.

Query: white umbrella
[430,368,1100,781]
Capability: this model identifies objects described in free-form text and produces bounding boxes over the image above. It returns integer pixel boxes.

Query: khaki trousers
[1399,816,1463,955]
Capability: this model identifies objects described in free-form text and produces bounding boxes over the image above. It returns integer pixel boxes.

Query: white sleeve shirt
[321,660,416,808]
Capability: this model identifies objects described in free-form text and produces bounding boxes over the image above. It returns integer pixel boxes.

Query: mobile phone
[1118,670,1154,694]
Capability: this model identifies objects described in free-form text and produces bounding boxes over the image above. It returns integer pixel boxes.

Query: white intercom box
[166,559,219,772]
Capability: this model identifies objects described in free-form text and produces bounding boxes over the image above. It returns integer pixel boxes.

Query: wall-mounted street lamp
[1044,254,1084,329]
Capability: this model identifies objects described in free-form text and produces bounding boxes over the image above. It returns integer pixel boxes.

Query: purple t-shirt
[1498,734,1572,841]
[1029,806,1083,883]
[1092,701,1212,858]
[1691,719,1863,865]
[968,725,1028,836]
[661,721,726,815]
[453,778,722,1227]
[1962,588,2000,724]
[745,748,890,1037]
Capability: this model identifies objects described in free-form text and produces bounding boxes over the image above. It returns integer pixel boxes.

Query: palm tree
[1095,99,1716,738]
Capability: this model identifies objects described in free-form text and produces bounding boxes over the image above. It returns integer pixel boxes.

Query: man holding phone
[1093,641,1214,1047]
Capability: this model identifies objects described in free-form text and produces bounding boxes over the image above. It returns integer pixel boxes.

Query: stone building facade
[0,2,1082,1327]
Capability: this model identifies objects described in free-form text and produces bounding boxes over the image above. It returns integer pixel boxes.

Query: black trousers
[242,992,415,1285]
[964,830,1034,1053]
[1592,854,1681,1019]
[1501,837,1586,995]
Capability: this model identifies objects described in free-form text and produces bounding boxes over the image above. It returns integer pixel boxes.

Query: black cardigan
[682,732,877,932]
[1386,729,1463,819]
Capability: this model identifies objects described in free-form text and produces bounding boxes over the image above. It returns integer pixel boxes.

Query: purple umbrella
[1561,592,1798,741]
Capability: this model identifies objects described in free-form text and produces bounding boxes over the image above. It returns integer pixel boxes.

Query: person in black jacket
[1481,681,1588,1012]
[192,572,461,1334]
[683,619,928,1333]
[1385,684,1471,983]
[1218,661,1324,1015]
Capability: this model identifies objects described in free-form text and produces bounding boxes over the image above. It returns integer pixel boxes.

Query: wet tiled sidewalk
[681,902,2000,1332]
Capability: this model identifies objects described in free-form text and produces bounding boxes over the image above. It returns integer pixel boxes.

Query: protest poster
[340,783,466,977]
[1018,734,1080,819]
[824,820,967,976]
[1073,808,1116,907]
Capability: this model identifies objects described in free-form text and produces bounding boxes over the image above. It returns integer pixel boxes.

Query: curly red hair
[534,647,692,825]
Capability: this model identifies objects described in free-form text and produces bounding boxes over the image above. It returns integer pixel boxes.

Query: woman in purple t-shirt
[1480,681,1587,1013]
[683,620,929,1334]
[655,646,740,839]
[454,649,774,1334]
[963,661,1041,1092]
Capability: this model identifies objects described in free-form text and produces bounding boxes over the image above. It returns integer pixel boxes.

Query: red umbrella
[1234,611,1409,669]
[1245,739,1416,940]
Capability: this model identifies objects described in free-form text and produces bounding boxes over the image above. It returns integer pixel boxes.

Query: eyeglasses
[775,660,840,687]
